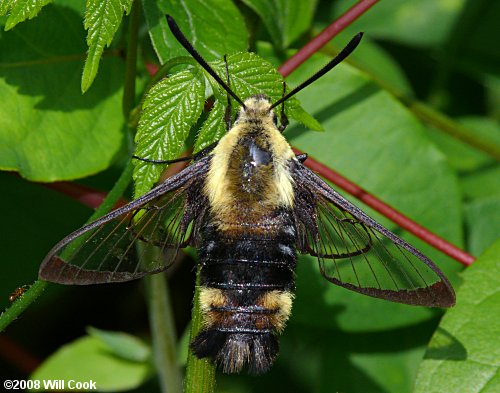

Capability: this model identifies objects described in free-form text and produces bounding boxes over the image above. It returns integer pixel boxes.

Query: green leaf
[414,240,500,393]
[142,0,247,64]
[209,52,284,101]
[30,335,153,392]
[329,0,467,47]
[461,164,500,200]
[1,0,52,31]
[285,97,323,131]
[0,0,7,14]
[82,0,132,93]
[465,196,500,256]
[133,68,205,196]
[87,326,151,362]
[0,4,125,181]
[193,99,226,153]
[285,53,463,331]
[242,0,318,50]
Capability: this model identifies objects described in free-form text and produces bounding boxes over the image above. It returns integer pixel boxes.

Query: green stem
[0,162,133,333]
[184,266,216,393]
[0,280,47,332]
[123,0,140,118]
[150,57,197,86]
[143,247,183,393]
[405,100,500,161]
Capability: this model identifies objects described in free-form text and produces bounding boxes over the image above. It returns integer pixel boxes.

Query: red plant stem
[41,181,127,209]
[279,0,379,77]
[146,62,159,77]
[297,149,475,266]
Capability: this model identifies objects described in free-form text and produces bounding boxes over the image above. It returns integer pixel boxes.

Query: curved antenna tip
[353,32,364,44]
[269,31,364,110]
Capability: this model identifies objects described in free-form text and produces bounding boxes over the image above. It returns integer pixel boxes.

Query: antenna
[166,15,246,109]
[269,32,363,110]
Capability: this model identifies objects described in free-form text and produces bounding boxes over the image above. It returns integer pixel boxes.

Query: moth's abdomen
[192,215,296,374]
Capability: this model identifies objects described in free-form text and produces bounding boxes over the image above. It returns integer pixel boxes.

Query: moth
[39,16,455,374]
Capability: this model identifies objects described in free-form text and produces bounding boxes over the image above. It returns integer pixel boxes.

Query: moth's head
[236,94,277,126]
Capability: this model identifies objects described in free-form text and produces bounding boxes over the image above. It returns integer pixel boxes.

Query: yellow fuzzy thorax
[204,96,296,223]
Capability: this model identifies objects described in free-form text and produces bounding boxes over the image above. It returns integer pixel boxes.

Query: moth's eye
[272,112,278,126]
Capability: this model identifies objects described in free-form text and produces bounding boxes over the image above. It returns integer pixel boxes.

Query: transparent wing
[293,163,455,307]
[39,159,209,285]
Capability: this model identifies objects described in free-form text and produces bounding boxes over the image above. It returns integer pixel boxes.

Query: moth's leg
[296,153,308,163]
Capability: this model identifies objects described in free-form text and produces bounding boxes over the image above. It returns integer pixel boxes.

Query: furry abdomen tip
[191,329,279,374]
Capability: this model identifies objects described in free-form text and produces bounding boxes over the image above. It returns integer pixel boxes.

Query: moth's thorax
[204,95,295,227]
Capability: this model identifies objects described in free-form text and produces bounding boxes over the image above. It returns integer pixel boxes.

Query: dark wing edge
[38,157,210,285]
[292,162,456,308]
